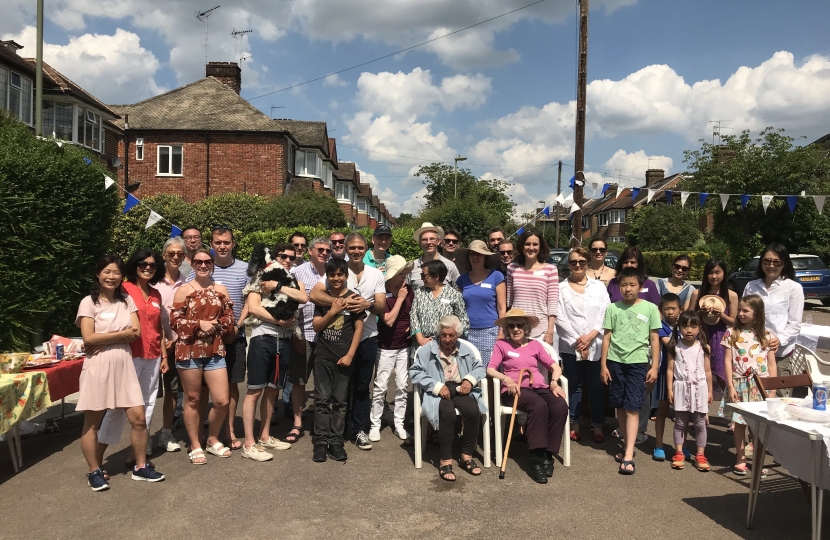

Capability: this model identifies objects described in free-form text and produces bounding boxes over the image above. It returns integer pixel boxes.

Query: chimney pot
[205,61,241,94]
[645,168,665,188]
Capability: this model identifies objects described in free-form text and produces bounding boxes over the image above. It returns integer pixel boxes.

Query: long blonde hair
[730,294,768,348]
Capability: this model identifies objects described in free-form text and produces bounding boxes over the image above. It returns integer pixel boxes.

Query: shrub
[418,199,504,245]
[642,251,710,281]
[109,194,194,256]
[627,203,702,251]
[260,190,347,230]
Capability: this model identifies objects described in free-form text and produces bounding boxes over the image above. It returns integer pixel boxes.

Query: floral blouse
[720,328,774,379]
[170,286,234,362]
[410,285,469,340]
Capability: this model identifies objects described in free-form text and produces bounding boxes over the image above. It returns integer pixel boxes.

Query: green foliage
[415,163,515,226]
[627,203,703,251]
[642,251,710,281]
[418,198,503,244]
[109,194,193,255]
[396,213,416,227]
[260,190,347,230]
[190,193,269,236]
[0,112,120,349]
[683,127,830,270]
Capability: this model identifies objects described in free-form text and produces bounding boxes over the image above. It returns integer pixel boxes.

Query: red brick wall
[369,218,378,229]
[356,212,369,227]
[118,131,287,202]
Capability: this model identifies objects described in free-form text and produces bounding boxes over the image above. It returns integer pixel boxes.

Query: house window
[295,150,321,178]
[370,206,378,219]
[609,209,625,224]
[55,103,73,140]
[286,145,294,176]
[0,67,33,125]
[358,198,368,212]
[325,166,334,190]
[75,106,102,151]
[597,213,608,227]
[136,138,144,160]
[608,236,625,243]
[336,182,349,201]
[351,185,357,206]
[41,100,54,135]
[581,216,589,230]
[158,145,183,176]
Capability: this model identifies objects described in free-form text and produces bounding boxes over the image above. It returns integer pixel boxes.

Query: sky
[4,0,830,219]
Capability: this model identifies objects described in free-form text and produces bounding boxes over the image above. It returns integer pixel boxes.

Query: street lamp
[454,155,467,198]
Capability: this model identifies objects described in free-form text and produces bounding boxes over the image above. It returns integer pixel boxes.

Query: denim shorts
[177,355,227,371]
[607,360,648,412]
[247,335,292,390]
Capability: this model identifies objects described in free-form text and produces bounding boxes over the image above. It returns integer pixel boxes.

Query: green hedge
[642,251,710,281]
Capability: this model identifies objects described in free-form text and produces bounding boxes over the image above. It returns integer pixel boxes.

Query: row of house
[0,42,395,229]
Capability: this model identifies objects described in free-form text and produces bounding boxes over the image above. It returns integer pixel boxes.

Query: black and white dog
[243,244,302,337]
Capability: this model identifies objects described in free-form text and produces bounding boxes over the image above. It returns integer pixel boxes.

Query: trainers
[258,436,291,450]
[652,448,666,461]
[394,427,411,441]
[328,443,348,461]
[131,465,166,482]
[312,444,328,462]
[158,430,181,452]
[368,427,381,442]
[87,469,110,492]
[241,443,274,462]
[354,431,373,450]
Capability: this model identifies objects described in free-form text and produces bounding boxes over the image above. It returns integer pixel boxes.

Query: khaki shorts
[289,339,315,386]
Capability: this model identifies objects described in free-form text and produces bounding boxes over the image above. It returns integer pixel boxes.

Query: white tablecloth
[798,324,830,352]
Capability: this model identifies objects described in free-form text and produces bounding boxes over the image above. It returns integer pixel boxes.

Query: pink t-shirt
[505,263,559,339]
[488,339,556,393]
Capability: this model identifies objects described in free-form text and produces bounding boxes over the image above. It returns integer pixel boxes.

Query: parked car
[558,254,618,282]
[728,254,830,305]
[547,250,569,265]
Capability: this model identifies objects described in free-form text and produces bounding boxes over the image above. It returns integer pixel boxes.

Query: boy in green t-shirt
[600,268,661,475]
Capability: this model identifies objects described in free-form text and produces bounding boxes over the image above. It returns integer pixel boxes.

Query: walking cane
[499,368,533,480]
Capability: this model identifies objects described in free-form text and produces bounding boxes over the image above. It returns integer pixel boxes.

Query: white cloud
[323,74,348,87]
[344,111,456,166]
[423,27,519,69]
[3,26,164,103]
[600,150,673,187]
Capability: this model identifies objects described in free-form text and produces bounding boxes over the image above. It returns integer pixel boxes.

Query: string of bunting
[103,173,182,237]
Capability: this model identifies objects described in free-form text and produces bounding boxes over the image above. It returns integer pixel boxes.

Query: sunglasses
[193,260,213,267]
[506,323,525,330]
[499,250,513,256]
[212,224,231,232]
[762,258,784,267]
[673,263,690,272]
[590,248,607,253]
[331,239,345,245]
[137,261,157,270]
[277,253,297,262]
[166,251,185,258]
[292,243,307,249]
[316,248,332,254]
[420,273,434,280]
[569,259,588,267]
[444,239,459,245]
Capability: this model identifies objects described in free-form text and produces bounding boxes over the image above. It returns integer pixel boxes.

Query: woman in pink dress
[76,255,165,491]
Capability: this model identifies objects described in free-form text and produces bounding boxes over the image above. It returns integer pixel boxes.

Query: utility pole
[555,160,562,249]
[34,0,43,136]
[572,0,589,247]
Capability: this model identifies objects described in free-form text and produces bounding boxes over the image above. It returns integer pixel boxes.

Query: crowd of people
[74,221,804,490]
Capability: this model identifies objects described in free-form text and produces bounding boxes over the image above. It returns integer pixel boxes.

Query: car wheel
[822,298,830,307]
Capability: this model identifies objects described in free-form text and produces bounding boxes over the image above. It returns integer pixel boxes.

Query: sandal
[457,459,481,476]
[284,426,305,444]
[593,432,605,444]
[439,464,456,481]
[570,430,582,442]
[206,441,231,458]
[614,450,636,463]
[229,438,242,451]
[733,463,748,476]
[618,460,635,475]
[189,449,207,465]
[695,454,710,472]
[671,452,685,470]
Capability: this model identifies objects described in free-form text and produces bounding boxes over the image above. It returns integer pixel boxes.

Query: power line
[248,0,548,100]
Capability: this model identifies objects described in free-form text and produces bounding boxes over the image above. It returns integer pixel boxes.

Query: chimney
[1,40,24,54]
[205,62,241,94]
[645,169,665,188]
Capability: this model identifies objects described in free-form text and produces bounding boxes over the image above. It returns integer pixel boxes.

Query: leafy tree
[109,194,193,256]
[627,203,702,251]
[396,212,416,227]
[418,198,503,243]
[260,190,347,230]
[683,127,830,268]
[415,163,515,226]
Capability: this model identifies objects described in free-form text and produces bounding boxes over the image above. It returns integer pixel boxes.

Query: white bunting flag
[145,210,163,230]
[761,194,774,213]
[615,186,622,200]
[814,196,826,215]
[680,191,690,207]
[570,201,580,214]
[555,193,566,205]
[103,175,115,190]
[647,189,656,203]
[720,194,730,211]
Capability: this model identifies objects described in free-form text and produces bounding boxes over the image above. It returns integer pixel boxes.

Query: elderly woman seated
[410,315,487,481]
[487,308,568,484]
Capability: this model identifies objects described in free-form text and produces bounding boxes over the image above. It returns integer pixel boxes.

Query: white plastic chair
[492,339,571,468]
[795,343,830,383]
[412,339,491,469]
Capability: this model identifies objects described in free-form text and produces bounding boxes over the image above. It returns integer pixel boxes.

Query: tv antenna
[709,119,731,145]
[270,105,285,119]
[231,28,253,61]
[239,55,252,64]
[195,5,221,72]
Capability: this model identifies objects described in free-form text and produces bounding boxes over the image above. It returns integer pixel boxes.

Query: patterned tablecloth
[0,372,52,435]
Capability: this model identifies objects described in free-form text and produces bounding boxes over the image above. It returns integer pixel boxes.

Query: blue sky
[4,0,830,217]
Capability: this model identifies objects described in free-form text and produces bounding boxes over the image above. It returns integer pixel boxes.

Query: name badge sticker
[150,302,161,308]
[641,287,648,293]
[101,312,116,319]
[636,313,649,322]
[214,280,223,285]
[507,351,520,358]
[386,293,394,298]
[480,283,492,289]
[533,270,545,276]
[440,298,452,304]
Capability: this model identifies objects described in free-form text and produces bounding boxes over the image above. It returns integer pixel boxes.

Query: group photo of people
[75,220,804,491]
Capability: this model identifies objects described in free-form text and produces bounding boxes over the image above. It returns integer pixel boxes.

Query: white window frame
[324,164,334,190]
[608,236,625,243]
[370,206,378,219]
[336,181,349,202]
[357,198,368,213]
[157,144,183,176]
[295,149,322,178]
[1,67,34,126]
[609,209,625,224]
[135,138,144,161]
[597,212,609,227]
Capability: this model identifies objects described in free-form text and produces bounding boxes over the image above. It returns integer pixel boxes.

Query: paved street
[2,302,828,539]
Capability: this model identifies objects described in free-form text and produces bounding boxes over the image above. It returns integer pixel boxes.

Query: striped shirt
[291,261,324,342]
[187,258,248,322]
[505,262,559,339]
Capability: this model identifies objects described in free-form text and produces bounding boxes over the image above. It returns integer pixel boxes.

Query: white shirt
[743,277,804,357]
[555,278,610,361]
[319,266,386,341]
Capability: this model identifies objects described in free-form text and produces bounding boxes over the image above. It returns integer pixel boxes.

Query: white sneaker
[158,431,181,452]
[394,427,411,440]
[368,427,381,442]
[258,436,291,450]
[242,443,273,462]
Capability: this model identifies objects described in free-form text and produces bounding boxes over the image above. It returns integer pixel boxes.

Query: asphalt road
[2,302,828,539]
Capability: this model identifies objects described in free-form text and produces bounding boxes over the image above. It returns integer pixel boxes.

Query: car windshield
[793,257,827,271]
[744,258,759,272]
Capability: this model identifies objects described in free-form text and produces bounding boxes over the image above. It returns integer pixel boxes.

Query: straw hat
[383,255,414,282]
[494,308,540,329]
[467,239,494,256]
[413,222,444,242]
[699,294,727,325]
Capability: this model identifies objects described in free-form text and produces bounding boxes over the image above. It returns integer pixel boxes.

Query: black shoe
[543,458,554,477]
[328,443,348,462]
[312,444,327,463]
[529,453,548,484]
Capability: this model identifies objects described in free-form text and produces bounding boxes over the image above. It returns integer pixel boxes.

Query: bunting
[103,175,115,190]
[647,189,656,203]
[680,191,690,208]
[815,196,826,215]
[740,194,751,210]
[542,205,550,218]
[761,195,774,213]
[516,227,525,236]
[171,225,183,238]
[699,193,709,207]
[145,211,163,229]
[786,196,798,213]
[720,194,730,210]
[631,188,640,200]
[123,194,140,213]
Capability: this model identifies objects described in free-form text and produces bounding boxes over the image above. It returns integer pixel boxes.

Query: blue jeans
[350,336,379,436]
[561,353,605,427]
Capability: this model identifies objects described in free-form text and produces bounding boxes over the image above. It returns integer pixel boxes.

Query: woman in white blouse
[556,247,610,443]
[743,243,804,383]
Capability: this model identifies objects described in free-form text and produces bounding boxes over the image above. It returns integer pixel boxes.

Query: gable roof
[271,119,328,152]
[109,77,292,133]
[334,162,356,183]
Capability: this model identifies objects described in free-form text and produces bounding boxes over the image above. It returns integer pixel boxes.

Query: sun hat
[383,255,414,282]
[467,239,494,256]
[698,294,727,325]
[494,308,540,329]
[413,222,444,242]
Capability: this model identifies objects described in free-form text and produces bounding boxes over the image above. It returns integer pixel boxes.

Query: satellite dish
[110,156,122,168]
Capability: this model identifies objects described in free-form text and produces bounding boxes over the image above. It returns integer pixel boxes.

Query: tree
[683,127,830,268]
[627,203,702,251]
[418,198,503,243]
[260,190,347,230]
[414,163,515,226]
[396,212,416,227]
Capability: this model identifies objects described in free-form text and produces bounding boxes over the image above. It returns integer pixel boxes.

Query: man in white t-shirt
[310,233,385,451]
